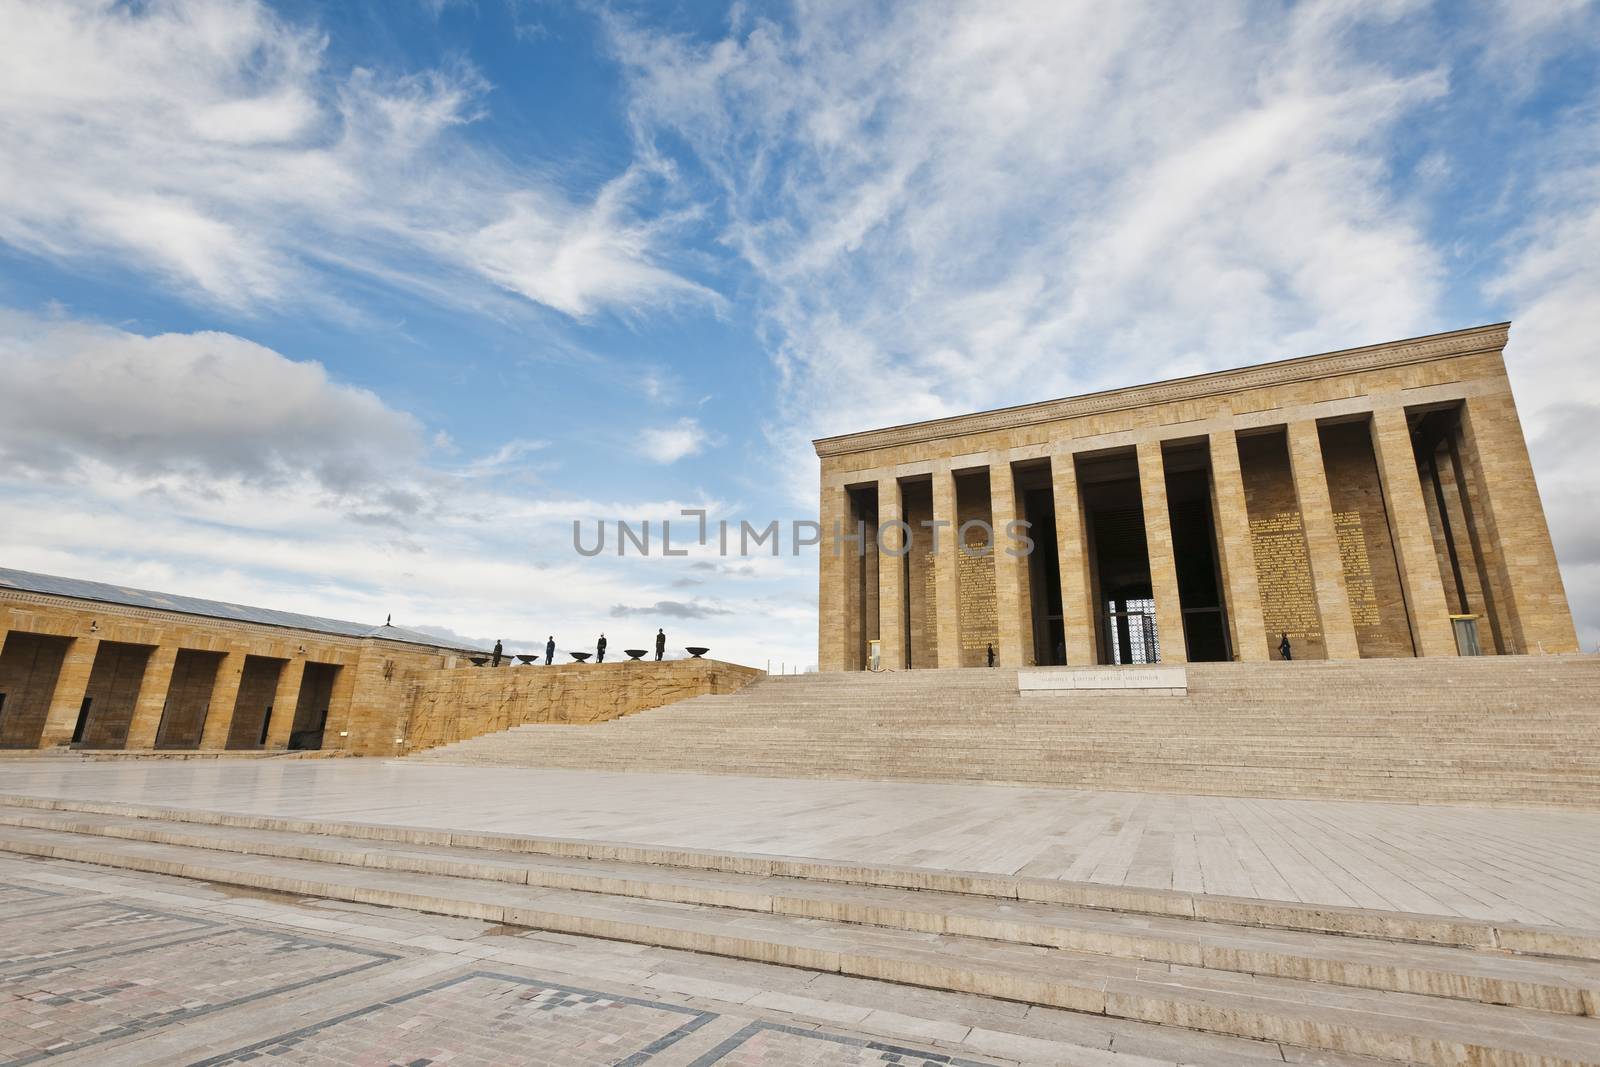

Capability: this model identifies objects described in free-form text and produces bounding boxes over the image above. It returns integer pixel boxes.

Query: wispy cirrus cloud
[640,417,717,463]
[609,0,1451,501]
[1488,87,1600,649]
[0,0,714,319]
[608,0,1600,645]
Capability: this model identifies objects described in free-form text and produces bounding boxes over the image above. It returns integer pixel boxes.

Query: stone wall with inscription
[1320,421,1415,657]
[1239,432,1327,659]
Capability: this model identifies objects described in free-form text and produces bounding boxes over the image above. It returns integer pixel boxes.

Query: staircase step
[1,801,1596,1017]
[406,656,1600,808]
[2,818,1598,1065]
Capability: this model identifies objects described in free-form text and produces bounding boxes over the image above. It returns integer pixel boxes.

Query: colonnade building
[814,323,1578,671]
[0,569,472,753]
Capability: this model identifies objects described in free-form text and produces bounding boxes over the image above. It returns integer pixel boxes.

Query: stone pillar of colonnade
[1368,404,1459,657]
[876,475,907,670]
[817,482,851,672]
[930,465,963,668]
[264,657,307,749]
[1456,391,1579,654]
[1050,449,1098,666]
[197,644,250,750]
[988,457,1032,668]
[1208,429,1270,661]
[321,654,360,751]
[1135,439,1188,664]
[37,635,99,747]
[123,643,179,750]
[1285,420,1361,660]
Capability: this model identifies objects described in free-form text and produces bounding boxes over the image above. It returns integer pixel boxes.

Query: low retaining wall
[400,658,763,753]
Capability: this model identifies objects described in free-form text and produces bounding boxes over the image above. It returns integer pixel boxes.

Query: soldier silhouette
[491,640,503,668]
[987,643,996,667]
[596,633,607,663]
[655,628,666,661]
[544,635,555,665]
[1279,632,1293,661]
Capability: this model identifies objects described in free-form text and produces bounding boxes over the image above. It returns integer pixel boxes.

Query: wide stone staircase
[1,794,1598,1065]
[406,655,1600,808]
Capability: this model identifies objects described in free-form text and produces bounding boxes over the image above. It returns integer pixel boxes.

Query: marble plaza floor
[2,759,1599,930]
[5,850,1303,1067]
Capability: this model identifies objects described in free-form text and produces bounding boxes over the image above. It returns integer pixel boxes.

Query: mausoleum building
[814,323,1577,671]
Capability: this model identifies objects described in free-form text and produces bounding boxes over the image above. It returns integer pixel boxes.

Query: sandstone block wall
[399,659,765,753]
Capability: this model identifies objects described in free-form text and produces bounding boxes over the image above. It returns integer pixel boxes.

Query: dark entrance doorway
[1163,442,1231,662]
[0,632,72,748]
[154,649,225,749]
[227,655,286,750]
[287,662,339,750]
[1017,463,1065,664]
[76,641,156,749]
[1076,451,1159,664]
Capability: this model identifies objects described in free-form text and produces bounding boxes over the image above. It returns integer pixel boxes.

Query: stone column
[817,482,850,672]
[123,644,179,750]
[1285,420,1361,659]
[1136,439,1188,664]
[264,657,306,749]
[1051,449,1097,665]
[988,458,1031,667]
[37,636,99,747]
[1457,390,1578,653]
[1208,430,1270,660]
[322,658,360,752]
[1369,405,1458,657]
[197,646,248,750]
[931,465,963,667]
[877,475,907,670]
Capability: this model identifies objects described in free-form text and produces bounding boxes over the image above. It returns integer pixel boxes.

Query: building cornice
[0,588,472,655]
[812,322,1509,459]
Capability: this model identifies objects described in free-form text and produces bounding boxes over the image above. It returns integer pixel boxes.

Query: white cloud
[0,309,421,501]
[0,0,711,318]
[0,308,816,668]
[610,0,1450,501]
[640,417,715,463]
[1487,96,1600,651]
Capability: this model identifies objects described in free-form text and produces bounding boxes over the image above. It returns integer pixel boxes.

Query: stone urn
[568,652,592,663]
[684,646,710,659]
[516,654,537,665]
[468,656,489,667]
[624,649,648,660]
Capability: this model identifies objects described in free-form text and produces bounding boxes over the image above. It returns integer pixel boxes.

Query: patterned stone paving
[0,923,394,1065]
[0,854,1217,1066]
[690,1021,995,1066]
[0,901,219,970]
[193,971,719,1066]
[0,882,60,908]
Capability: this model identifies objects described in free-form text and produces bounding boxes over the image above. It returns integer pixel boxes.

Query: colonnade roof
[0,566,478,652]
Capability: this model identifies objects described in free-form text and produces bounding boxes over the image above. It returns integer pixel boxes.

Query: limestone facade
[0,579,465,754]
[0,573,758,755]
[814,323,1577,670]
[401,658,763,752]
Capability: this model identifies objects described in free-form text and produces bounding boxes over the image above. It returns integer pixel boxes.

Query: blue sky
[0,0,1597,667]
